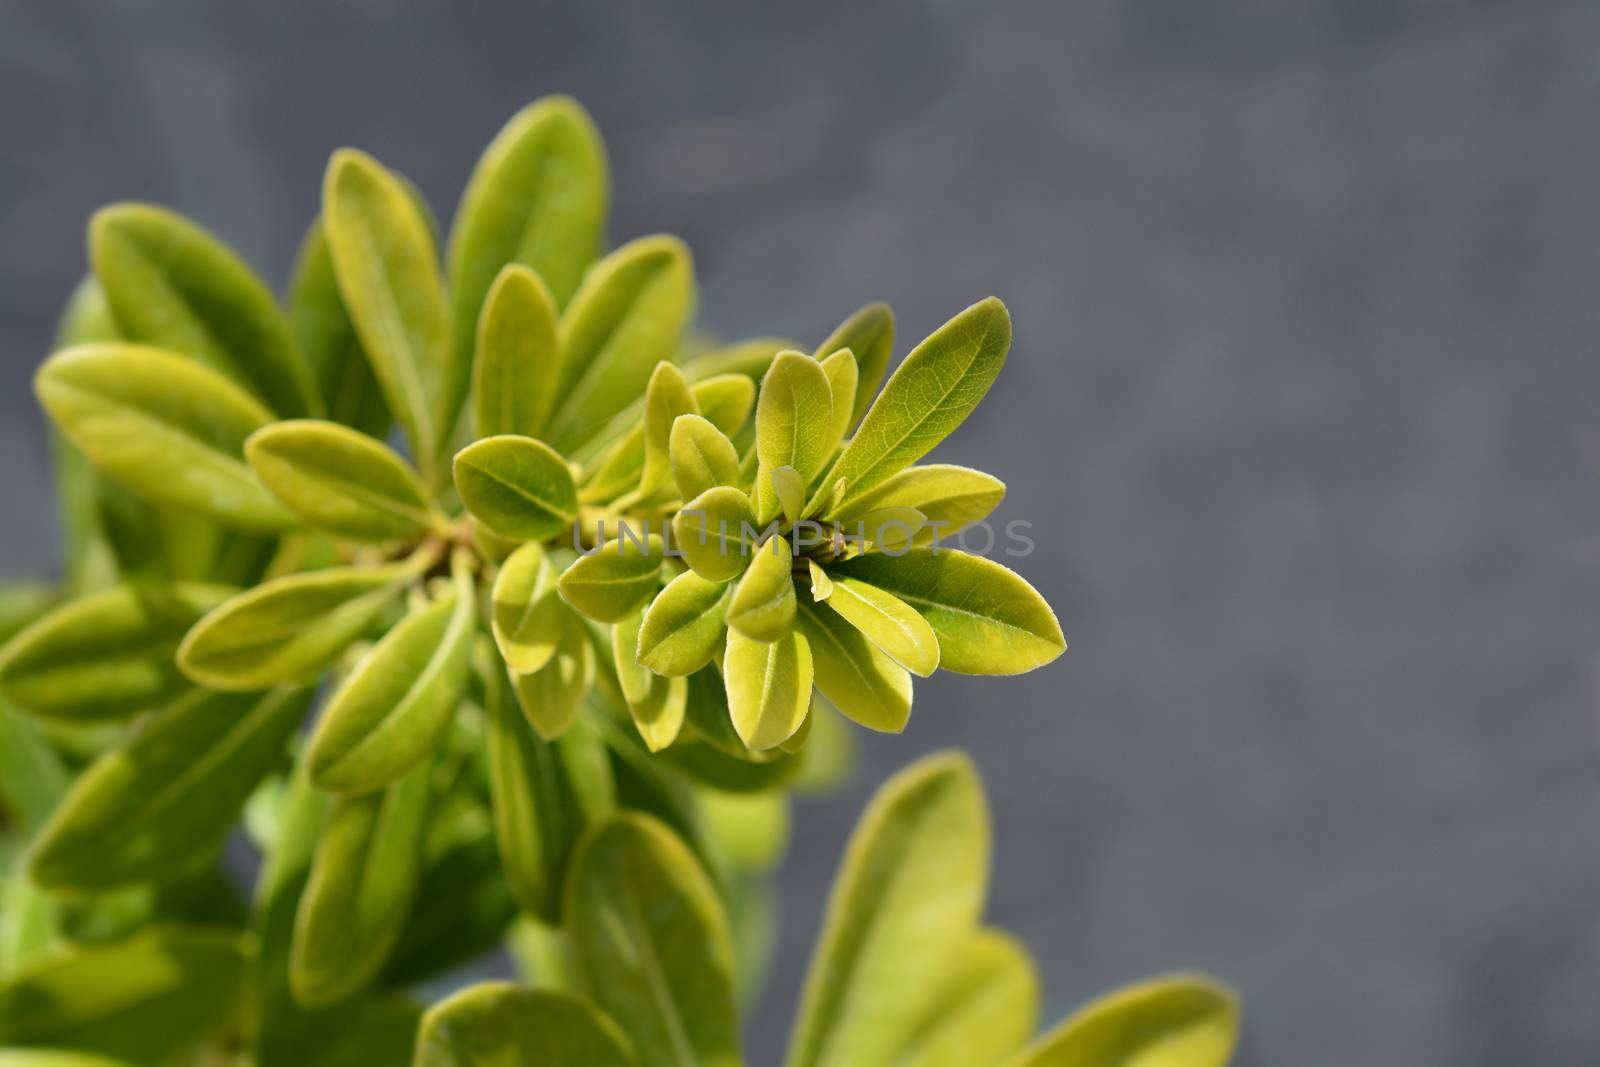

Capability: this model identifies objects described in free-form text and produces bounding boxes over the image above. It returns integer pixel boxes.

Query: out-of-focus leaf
[568,814,741,1067]
[724,628,812,751]
[820,576,939,677]
[0,704,70,837]
[288,218,390,438]
[36,344,293,531]
[178,557,423,690]
[556,534,665,623]
[290,759,432,1008]
[416,983,634,1067]
[0,583,229,721]
[636,569,730,678]
[0,1051,136,1066]
[822,298,1010,513]
[90,203,317,417]
[1004,976,1240,1067]
[547,236,694,452]
[0,926,252,1063]
[247,420,442,542]
[581,374,754,501]
[726,535,796,642]
[27,686,310,891]
[323,148,451,471]
[611,610,687,751]
[454,435,578,541]
[471,264,560,439]
[784,751,989,1067]
[814,302,894,430]
[829,549,1064,675]
[308,554,475,794]
[486,657,613,921]
[380,829,518,988]
[889,930,1039,1067]
[510,610,594,741]
[699,788,790,875]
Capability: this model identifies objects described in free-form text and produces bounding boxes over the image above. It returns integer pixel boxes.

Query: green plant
[0,97,1235,1065]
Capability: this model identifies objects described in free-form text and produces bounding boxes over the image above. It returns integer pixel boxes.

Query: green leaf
[699,788,791,875]
[323,148,451,471]
[838,464,1004,540]
[0,927,251,1063]
[582,375,754,502]
[490,542,567,673]
[486,657,614,921]
[288,217,390,438]
[612,611,688,751]
[547,236,694,452]
[636,570,731,677]
[308,554,476,794]
[638,362,700,499]
[682,336,793,384]
[0,583,230,721]
[769,465,807,526]
[382,830,519,988]
[793,600,912,733]
[0,1051,137,1067]
[568,814,741,1067]
[511,610,596,740]
[817,347,859,459]
[417,984,635,1067]
[669,414,741,503]
[0,703,69,836]
[178,557,421,690]
[36,344,293,531]
[888,930,1039,1067]
[557,534,666,623]
[821,576,939,677]
[829,549,1064,675]
[823,298,1010,513]
[27,687,311,891]
[806,560,833,601]
[1005,976,1240,1067]
[673,486,758,583]
[90,203,317,417]
[815,302,894,430]
[289,758,432,1008]
[726,535,796,642]
[454,435,579,542]
[472,264,561,439]
[845,506,927,553]
[754,351,834,518]
[247,420,441,542]
[448,95,609,419]
[785,751,989,1067]
[724,628,813,751]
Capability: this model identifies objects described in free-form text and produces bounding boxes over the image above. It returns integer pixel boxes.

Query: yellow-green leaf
[824,298,1010,513]
[582,375,754,502]
[817,347,858,459]
[454,435,578,541]
[888,929,1039,1067]
[178,558,421,691]
[1005,975,1240,1067]
[418,984,635,1067]
[830,549,1064,675]
[794,600,911,733]
[288,217,389,438]
[307,555,476,794]
[472,264,560,439]
[754,351,833,519]
[556,534,666,623]
[0,583,230,721]
[638,362,699,499]
[822,576,938,677]
[815,302,894,430]
[726,536,796,642]
[485,655,613,921]
[567,814,741,1067]
[669,414,741,503]
[511,610,595,740]
[838,464,1004,541]
[724,628,812,751]
[636,570,731,677]
[673,486,758,583]
[490,541,566,673]
[0,927,251,1063]
[36,344,293,532]
[612,611,688,751]
[290,758,432,1008]
[90,202,317,417]
[784,752,988,1067]
[323,148,450,471]
[548,236,694,452]
[246,420,442,542]
[769,465,807,526]
[27,687,312,891]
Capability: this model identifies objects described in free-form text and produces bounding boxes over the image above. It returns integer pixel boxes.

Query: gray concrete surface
[2,2,1596,1063]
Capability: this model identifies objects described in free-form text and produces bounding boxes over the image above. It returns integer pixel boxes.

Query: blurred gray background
[3,1,1597,1063]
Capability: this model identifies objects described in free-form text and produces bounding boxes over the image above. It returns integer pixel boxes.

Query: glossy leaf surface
[455,435,579,542]
[417,984,634,1067]
[247,420,440,542]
